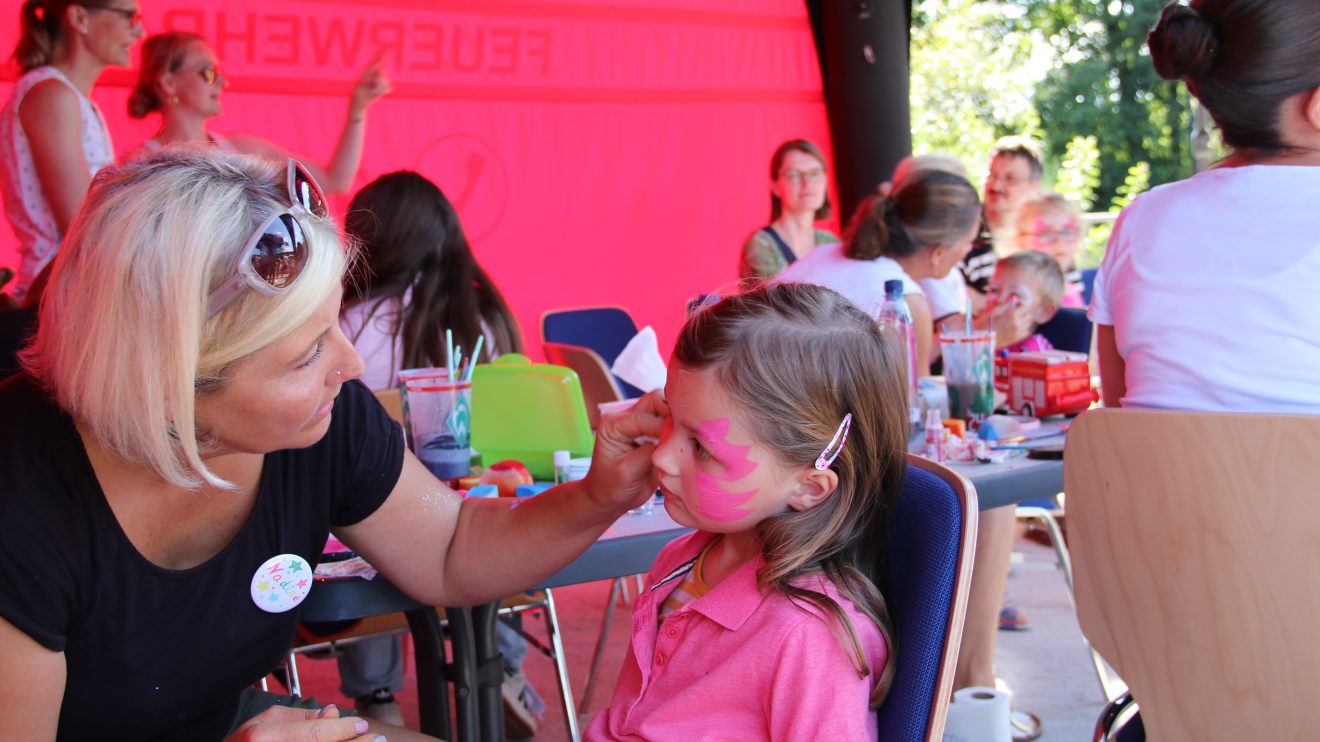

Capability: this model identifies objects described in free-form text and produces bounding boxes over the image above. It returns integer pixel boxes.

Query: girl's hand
[349,58,392,116]
[225,704,380,741]
[582,391,667,511]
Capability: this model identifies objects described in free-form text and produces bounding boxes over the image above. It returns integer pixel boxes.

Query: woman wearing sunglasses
[127,31,389,194]
[1,0,144,304]
[0,148,665,741]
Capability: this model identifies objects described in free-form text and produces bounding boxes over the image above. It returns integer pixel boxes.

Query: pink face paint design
[694,418,757,479]
[691,418,761,522]
[694,472,760,522]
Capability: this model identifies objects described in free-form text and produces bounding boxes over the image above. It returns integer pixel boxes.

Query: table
[299,458,1063,741]
[298,506,691,741]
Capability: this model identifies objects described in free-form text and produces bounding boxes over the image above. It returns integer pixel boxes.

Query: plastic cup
[940,330,996,420]
[398,368,473,482]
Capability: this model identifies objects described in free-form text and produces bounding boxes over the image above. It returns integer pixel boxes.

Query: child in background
[586,283,905,741]
[985,251,1064,356]
[1012,192,1085,307]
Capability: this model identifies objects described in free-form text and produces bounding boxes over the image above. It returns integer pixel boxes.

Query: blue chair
[1037,306,1093,354]
[541,306,644,398]
[1080,267,1099,307]
[876,455,978,741]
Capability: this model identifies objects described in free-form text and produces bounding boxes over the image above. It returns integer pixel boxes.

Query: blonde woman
[127,31,389,193]
[0,147,663,741]
[1,0,144,302]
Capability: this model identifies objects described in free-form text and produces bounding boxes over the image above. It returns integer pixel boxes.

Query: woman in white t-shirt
[125,31,389,194]
[1093,0,1320,413]
[0,0,143,303]
[777,169,980,376]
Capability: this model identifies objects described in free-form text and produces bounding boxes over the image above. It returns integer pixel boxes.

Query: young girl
[985,250,1064,356]
[1011,192,1085,307]
[586,282,907,741]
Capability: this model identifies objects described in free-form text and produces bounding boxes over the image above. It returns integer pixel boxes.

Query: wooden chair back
[543,342,624,429]
[1066,408,1320,740]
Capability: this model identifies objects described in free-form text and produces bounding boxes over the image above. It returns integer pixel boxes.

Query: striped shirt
[657,538,717,621]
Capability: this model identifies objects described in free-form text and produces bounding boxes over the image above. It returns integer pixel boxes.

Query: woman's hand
[987,297,1036,350]
[349,58,393,117]
[225,704,379,741]
[582,391,668,511]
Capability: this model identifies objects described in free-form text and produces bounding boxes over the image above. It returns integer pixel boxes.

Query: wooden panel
[1065,409,1320,740]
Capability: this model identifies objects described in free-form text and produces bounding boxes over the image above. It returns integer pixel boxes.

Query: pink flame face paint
[693,473,759,522]
[691,418,761,522]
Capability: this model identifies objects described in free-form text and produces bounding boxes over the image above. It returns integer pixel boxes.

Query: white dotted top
[0,66,114,302]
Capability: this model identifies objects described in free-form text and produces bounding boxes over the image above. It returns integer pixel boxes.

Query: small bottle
[553,450,572,485]
[924,408,945,463]
[877,279,921,425]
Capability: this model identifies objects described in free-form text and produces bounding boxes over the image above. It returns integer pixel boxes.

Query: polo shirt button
[655,654,666,665]
[666,627,678,637]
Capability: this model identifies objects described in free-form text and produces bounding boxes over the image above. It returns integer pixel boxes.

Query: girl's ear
[928,243,950,273]
[787,466,839,512]
[1302,87,1320,134]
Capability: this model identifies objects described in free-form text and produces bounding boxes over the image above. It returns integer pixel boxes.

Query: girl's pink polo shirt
[585,530,887,741]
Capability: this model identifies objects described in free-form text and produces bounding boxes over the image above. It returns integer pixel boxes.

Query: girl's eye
[690,437,712,461]
[301,340,324,368]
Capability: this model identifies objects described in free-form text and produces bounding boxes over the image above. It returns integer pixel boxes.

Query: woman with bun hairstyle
[1093,1,1320,413]
[0,0,143,303]
[127,31,389,194]
[776,169,981,377]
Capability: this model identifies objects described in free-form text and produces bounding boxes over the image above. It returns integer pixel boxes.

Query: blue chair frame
[876,455,978,741]
[540,306,644,398]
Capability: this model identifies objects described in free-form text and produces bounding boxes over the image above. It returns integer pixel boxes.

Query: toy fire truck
[993,350,1098,418]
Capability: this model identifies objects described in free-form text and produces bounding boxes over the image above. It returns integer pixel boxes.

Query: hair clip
[815,413,853,471]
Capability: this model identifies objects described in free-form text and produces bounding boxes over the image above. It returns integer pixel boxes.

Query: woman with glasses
[127,31,389,194]
[1009,192,1085,307]
[737,138,838,283]
[0,0,144,304]
[0,148,665,741]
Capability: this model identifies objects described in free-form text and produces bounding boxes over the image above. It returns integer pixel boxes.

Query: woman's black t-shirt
[0,374,404,741]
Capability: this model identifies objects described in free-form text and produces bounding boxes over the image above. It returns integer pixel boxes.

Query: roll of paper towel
[942,686,1011,742]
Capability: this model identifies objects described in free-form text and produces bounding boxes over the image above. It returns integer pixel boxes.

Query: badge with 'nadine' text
[250,553,313,613]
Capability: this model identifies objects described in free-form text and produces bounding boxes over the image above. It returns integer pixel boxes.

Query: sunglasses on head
[206,160,328,318]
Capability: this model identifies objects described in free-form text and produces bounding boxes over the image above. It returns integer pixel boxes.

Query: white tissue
[611,326,667,393]
[942,686,1011,742]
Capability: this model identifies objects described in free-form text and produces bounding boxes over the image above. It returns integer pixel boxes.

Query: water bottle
[877,279,921,426]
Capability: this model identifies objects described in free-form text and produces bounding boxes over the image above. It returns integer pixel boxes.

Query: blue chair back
[541,306,643,398]
[1037,307,1093,354]
[876,457,977,741]
[1080,267,1099,307]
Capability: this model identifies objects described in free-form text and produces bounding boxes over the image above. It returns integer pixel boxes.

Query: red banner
[0,0,833,357]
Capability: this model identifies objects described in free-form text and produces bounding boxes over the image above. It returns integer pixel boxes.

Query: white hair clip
[815,413,853,471]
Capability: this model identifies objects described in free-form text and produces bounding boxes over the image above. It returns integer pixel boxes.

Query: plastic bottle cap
[884,279,904,297]
[553,450,572,467]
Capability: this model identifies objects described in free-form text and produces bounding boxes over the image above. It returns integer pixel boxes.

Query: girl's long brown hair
[342,171,523,370]
[674,282,908,706]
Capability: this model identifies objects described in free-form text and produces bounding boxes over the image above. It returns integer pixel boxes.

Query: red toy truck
[993,350,1098,418]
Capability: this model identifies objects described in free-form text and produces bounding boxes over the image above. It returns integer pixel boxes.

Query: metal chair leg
[578,576,623,715]
[282,653,302,698]
[1016,505,1126,701]
[541,588,581,742]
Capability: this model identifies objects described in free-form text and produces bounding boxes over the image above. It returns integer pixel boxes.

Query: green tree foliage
[909,0,1046,183]
[1020,0,1193,205]
[909,0,1194,210]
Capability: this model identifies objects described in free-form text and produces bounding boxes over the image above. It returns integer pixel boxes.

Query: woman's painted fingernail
[354,718,370,734]
[373,736,388,742]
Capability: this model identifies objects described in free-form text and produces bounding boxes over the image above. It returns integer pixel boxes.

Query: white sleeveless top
[0,66,114,302]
